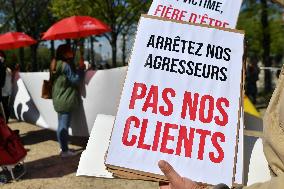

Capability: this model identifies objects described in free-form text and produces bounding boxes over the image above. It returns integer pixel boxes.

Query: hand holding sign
[159,160,231,189]
[105,15,244,186]
[158,160,201,189]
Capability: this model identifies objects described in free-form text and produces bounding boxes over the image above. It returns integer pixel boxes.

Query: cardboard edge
[106,164,167,182]
[232,38,247,186]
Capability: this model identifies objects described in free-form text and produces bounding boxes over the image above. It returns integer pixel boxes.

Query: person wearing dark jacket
[0,51,7,121]
[51,44,84,158]
[0,51,6,102]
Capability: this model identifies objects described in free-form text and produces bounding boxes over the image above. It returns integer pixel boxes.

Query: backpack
[0,118,27,165]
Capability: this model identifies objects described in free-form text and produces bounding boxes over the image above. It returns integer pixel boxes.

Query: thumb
[158,160,183,187]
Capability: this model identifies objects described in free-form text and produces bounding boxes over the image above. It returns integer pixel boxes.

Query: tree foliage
[0,0,55,71]
[50,0,92,18]
[237,1,284,62]
[50,0,151,67]
[238,0,284,93]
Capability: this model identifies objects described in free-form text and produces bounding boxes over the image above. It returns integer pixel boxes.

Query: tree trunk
[11,0,25,68]
[122,33,127,66]
[31,44,38,72]
[261,0,271,93]
[18,48,25,71]
[50,40,55,59]
[111,33,117,68]
[90,36,95,67]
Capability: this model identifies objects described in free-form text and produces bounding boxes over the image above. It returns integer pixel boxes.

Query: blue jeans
[57,112,71,152]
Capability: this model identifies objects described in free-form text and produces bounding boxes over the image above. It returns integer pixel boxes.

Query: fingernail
[158,160,166,168]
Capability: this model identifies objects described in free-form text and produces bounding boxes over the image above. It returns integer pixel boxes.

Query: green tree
[0,0,55,71]
[21,0,55,71]
[237,0,284,93]
[50,0,151,67]
[0,0,29,67]
[50,0,92,18]
[90,0,151,67]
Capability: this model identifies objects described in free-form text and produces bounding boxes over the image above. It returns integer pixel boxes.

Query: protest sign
[105,15,244,186]
[148,0,242,28]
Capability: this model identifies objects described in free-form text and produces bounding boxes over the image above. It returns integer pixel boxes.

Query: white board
[247,138,270,185]
[11,74,49,128]
[106,15,244,186]
[77,114,114,178]
[15,67,127,136]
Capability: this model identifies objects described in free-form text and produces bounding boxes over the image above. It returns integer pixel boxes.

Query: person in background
[245,57,260,104]
[158,67,284,189]
[2,64,12,123]
[0,51,7,120]
[25,63,32,72]
[51,44,85,158]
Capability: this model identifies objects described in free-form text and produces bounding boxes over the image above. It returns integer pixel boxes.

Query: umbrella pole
[70,40,77,67]
[79,42,84,68]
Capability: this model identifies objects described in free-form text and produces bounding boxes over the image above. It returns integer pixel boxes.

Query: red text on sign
[122,116,225,163]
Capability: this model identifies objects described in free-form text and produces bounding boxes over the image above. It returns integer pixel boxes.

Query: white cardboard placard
[106,15,244,186]
[77,114,114,178]
[148,0,242,28]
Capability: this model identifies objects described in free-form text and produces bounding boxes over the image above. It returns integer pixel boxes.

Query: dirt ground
[1,121,158,189]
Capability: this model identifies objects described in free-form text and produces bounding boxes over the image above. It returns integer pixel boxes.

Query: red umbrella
[42,16,111,40]
[0,32,37,50]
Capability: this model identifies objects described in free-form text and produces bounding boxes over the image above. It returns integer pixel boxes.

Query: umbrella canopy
[0,32,37,50]
[42,16,111,40]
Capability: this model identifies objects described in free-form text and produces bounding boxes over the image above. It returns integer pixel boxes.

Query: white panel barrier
[77,114,114,178]
[11,67,127,136]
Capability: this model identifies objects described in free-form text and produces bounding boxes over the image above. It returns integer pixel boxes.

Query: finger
[158,160,183,187]
[183,178,199,189]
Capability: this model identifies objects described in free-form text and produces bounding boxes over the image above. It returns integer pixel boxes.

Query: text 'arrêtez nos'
[144,34,232,82]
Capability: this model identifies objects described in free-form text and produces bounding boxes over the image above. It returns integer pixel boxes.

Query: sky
[47,34,134,62]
